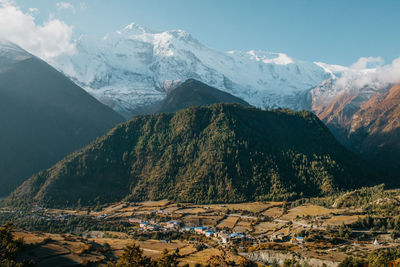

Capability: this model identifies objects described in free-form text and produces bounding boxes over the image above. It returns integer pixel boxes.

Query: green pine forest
[10,104,377,207]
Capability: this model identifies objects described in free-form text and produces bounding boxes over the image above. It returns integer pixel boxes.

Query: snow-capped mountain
[49,23,338,117]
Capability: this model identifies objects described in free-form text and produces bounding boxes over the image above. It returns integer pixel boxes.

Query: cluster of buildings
[268,232,306,244]
[131,218,248,244]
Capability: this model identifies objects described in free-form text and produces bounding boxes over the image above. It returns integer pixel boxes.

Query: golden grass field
[139,200,171,207]
[262,207,283,218]
[208,202,283,213]
[182,247,243,266]
[175,207,208,214]
[234,220,253,233]
[14,231,211,266]
[216,216,239,229]
[253,221,286,234]
[323,215,365,226]
[280,205,343,220]
[182,214,223,227]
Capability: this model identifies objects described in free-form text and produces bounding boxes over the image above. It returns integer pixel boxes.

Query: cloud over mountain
[335,56,400,92]
[0,0,75,59]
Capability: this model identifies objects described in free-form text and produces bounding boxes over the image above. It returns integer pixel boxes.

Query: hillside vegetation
[11,104,376,207]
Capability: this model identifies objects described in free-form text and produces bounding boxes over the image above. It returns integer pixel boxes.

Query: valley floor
[4,189,400,266]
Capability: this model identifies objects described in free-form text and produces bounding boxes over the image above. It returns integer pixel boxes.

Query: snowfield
[45,23,388,117]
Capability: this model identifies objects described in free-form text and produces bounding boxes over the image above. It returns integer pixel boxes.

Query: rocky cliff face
[315,84,400,182]
[244,250,340,267]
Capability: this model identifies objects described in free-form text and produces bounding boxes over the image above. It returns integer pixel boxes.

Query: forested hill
[11,104,376,207]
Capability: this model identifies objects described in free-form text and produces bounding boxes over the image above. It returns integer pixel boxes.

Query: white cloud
[56,2,75,13]
[0,1,75,60]
[0,0,13,5]
[336,56,400,91]
[350,56,383,70]
[28,7,39,15]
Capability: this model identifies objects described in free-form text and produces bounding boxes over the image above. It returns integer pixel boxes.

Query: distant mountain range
[0,40,124,196]
[49,22,340,118]
[10,104,376,207]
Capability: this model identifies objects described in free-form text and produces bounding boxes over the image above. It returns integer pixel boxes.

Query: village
[2,197,400,266]
[72,201,313,247]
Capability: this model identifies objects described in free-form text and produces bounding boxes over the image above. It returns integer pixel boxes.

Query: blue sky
[12,0,400,65]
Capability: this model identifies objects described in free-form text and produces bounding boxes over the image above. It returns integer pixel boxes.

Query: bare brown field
[139,199,171,207]
[135,240,189,259]
[323,215,364,226]
[253,222,286,234]
[178,245,198,257]
[136,206,165,211]
[87,238,193,259]
[208,202,283,213]
[234,220,253,233]
[118,206,141,212]
[262,206,283,218]
[89,237,131,251]
[217,216,239,229]
[162,206,182,213]
[15,232,106,266]
[175,207,208,214]
[280,205,342,220]
[182,215,223,227]
[183,248,242,266]
[183,248,221,266]
[100,203,128,214]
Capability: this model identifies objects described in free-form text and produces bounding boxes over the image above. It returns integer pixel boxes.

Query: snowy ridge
[48,23,342,117]
[5,22,385,118]
[310,63,391,112]
[47,22,390,118]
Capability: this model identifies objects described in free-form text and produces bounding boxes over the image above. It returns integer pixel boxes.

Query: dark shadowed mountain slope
[156,79,250,112]
[130,78,250,117]
[0,41,124,195]
[11,104,376,207]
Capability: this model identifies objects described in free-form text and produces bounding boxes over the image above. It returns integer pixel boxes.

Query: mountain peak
[120,22,156,35]
[166,29,200,44]
[247,50,294,65]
